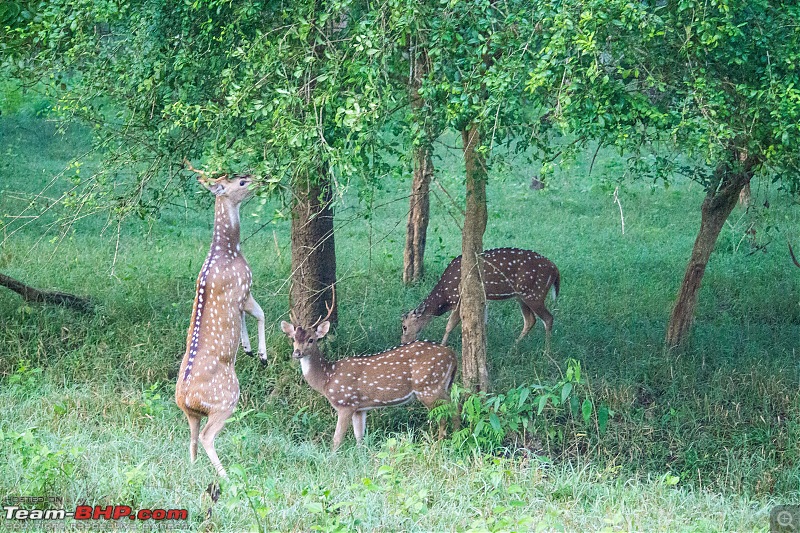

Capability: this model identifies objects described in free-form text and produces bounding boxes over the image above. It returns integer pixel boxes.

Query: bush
[433,359,613,455]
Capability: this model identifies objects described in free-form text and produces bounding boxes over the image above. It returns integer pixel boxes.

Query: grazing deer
[175,168,266,478]
[280,293,457,451]
[402,247,560,348]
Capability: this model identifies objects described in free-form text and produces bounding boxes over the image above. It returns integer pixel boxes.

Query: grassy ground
[1,110,798,532]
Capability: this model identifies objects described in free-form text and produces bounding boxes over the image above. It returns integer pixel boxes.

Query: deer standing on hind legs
[175,166,266,478]
[402,248,560,351]
[281,290,458,451]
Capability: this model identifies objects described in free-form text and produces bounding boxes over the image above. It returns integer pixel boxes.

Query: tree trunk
[403,148,432,285]
[459,124,489,392]
[403,45,433,285]
[665,156,758,349]
[290,170,337,327]
[0,273,92,312]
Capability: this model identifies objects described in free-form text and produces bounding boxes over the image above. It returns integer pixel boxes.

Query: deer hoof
[244,350,254,357]
[206,482,221,503]
[259,355,268,367]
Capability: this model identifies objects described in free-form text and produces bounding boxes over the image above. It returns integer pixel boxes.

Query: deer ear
[316,321,330,339]
[280,321,295,337]
[198,177,225,196]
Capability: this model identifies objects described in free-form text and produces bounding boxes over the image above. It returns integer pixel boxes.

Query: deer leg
[417,394,449,440]
[186,412,201,463]
[240,312,253,356]
[243,294,267,364]
[352,411,367,444]
[441,305,461,346]
[332,408,355,451]
[527,301,554,352]
[199,408,234,478]
[517,300,538,342]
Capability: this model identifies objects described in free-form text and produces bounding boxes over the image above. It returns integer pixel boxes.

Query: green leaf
[598,404,610,434]
[0,2,22,24]
[537,394,548,415]
[560,382,573,403]
[581,398,593,424]
[305,502,324,514]
[489,412,502,433]
[518,386,530,409]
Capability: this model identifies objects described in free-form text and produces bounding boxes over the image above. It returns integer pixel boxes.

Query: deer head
[281,320,330,360]
[283,286,336,360]
[185,159,256,203]
[401,303,429,344]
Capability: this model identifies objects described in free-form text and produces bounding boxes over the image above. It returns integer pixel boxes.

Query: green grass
[1,111,798,531]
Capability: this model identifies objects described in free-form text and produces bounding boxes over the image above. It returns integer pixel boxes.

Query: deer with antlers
[174,163,266,478]
[281,289,457,451]
[402,247,560,349]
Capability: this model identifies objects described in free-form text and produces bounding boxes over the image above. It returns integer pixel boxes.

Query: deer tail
[549,268,560,301]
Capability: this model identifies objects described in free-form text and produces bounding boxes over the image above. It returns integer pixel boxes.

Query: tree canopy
[525,0,800,188]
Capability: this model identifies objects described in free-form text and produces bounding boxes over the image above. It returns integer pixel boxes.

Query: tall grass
[1,111,798,531]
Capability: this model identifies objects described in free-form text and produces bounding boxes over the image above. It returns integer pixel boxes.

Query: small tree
[426,0,537,390]
[10,1,399,325]
[525,0,800,349]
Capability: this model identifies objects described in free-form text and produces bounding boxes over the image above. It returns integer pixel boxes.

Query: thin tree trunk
[665,155,758,349]
[460,124,489,392]
[404,149,432,285]
[0,273,92,312]
[290,171,337,327]
[403,45,433,285]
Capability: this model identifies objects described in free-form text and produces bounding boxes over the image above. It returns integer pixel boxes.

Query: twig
[613,186,625,235]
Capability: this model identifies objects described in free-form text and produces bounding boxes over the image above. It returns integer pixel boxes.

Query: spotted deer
[402,247,560,348]
[175,168,266,478]
[280,293,457,451]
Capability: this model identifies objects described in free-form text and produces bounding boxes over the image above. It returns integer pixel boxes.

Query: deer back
[322,341,457,410]
[482,248,559,301]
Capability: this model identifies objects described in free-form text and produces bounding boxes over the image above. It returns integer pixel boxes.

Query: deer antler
[185,159,230,186]
[184,158,209,180]
[790,241,800,269]
[311,284,336,328]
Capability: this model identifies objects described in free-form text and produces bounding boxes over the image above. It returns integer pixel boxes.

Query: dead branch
[0,273,93,312]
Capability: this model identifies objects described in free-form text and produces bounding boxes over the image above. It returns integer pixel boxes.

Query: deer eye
[402,325,407,331]
[310,338,315,343]
[239,179,247,186]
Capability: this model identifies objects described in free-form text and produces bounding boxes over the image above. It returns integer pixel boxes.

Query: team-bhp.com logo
[3,497,188,527]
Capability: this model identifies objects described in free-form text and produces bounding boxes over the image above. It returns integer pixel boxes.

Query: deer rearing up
[280,296,457,451]
[402,247,560,348]
[175,170,266,478]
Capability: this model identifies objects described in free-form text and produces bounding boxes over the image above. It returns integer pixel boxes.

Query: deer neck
[420,290,449,318]
[211,197,242,256]
[299,348,332,394]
